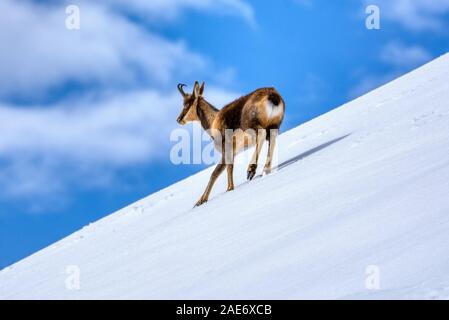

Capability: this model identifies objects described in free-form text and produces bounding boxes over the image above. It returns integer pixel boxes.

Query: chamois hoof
[194,197,208,207]
[247,164,257,180]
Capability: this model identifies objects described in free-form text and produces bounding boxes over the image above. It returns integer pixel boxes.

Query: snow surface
[1,54,449,300]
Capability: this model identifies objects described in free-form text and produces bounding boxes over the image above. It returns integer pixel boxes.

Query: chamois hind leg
[263,128,278,175]
[247,129,266,180]
[227,164,234,191]
[195,162,226,207]
[226,136,236,191]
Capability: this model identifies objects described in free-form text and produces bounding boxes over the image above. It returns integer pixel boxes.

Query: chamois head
[176,81,205,125]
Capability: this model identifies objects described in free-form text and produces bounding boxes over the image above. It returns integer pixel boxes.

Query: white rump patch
[265,100,284,119]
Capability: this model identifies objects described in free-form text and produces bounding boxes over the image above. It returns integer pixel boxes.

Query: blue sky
[1,0,449,269]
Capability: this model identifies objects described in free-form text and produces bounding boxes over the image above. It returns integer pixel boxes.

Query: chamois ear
[193,81,200,97]
[199,82,205,96]
[192,81,199,97]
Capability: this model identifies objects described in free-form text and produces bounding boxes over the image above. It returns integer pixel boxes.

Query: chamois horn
[177,83,187,97]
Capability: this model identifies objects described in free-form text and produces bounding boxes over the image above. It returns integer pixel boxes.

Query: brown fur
[177,81,285,207]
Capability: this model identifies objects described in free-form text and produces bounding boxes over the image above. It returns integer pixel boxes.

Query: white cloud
[0,0,250,211]
[0,88,237,166]
[350,42,433,98]
[0,0,254,97]
[366,0,449,31]
[0,0,206,97]
[0,86,238,205]
[104,0,256,26]
[0,91,177,165]
[381,42,432,68]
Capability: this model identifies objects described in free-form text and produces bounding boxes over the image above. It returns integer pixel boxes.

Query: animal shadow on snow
[217,134,351,195]
[274,134,351,171]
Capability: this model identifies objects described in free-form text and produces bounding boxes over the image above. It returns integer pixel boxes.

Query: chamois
[177,81,285,207]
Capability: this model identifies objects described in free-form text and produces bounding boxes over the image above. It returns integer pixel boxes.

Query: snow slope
[1,54,449,300]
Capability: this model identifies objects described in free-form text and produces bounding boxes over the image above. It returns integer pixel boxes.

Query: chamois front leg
[247,129,266,180]
[263,129,278,175]
[195,162,226,207]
